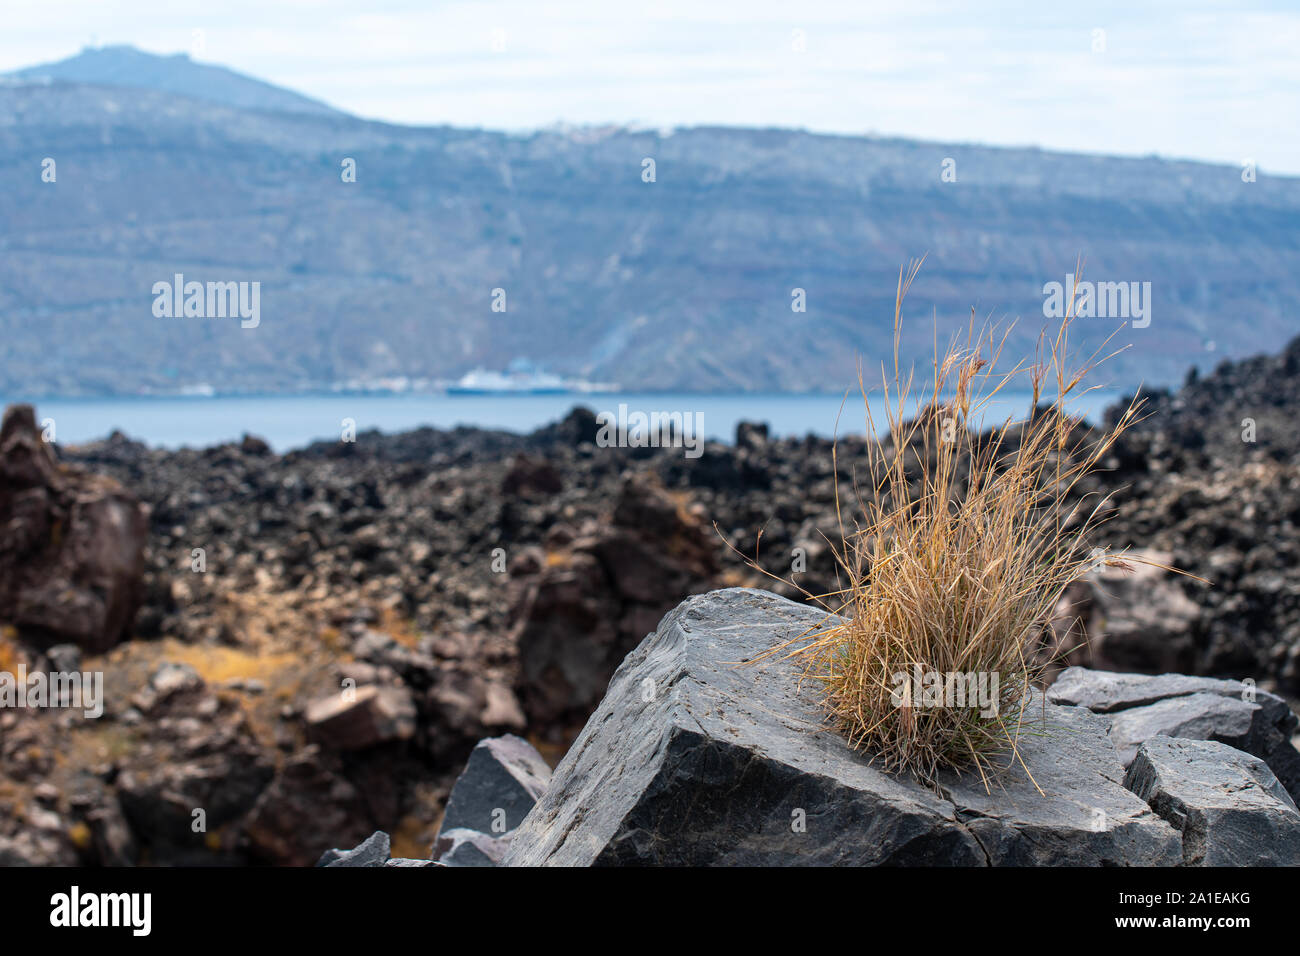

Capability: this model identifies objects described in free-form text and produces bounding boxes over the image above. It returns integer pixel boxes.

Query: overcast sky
[4,0,1298,173]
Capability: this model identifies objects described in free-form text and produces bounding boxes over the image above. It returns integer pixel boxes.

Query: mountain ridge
[4,44,340,117]
[0,47,1297,397]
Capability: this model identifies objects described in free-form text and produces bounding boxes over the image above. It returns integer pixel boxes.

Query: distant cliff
[1,47,1298,397]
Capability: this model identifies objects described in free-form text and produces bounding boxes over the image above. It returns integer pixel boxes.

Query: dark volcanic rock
[1048,667,1300,804]
[1125,736,1300,866]
[500,454,563,499]
[1049,667,1278,714]
[512,472,720,728]
[306,685,417,751]
[14,327,1300,865]
[504,589,1180,866]
[0,404,146,652]
[1049,553,1200,674]
[317,830,390,867]
[1108,694,1274,766]
[435,734,550,838]
[1099,342,1300,692]
[385,857,441,867]
[432,827,511,867]
[6,402,734,865]
[244,749,374,867]
[113,672,276,863]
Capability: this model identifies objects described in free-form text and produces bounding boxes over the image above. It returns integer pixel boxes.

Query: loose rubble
[2,334,1299,865]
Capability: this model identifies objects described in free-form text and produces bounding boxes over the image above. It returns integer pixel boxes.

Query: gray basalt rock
[385,857,442,867]
[1124,736,1300,866]
[1108,694,1262,766]
[436,734,551,839]
[432,828,511,867]
[317,830,390,867]
[934,702,1182,866]
[1048,667,1300,804]
[503,588,1181,866]
[1049,667,1284,716]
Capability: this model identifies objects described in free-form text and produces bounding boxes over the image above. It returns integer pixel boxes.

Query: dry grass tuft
[747,260,1180,789]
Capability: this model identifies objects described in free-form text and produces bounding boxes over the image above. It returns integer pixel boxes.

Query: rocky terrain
[329,591,1300,867]
[1095,334,1300,687]
[1,335,1298,865]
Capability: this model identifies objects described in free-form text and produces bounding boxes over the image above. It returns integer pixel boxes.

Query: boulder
[84,797,137,867]
[508,552,622,727]
[1091,554,1202,672]
[512,473,719,728]
[1050,668,1279,714]
[504,588,1181,866]
[1048,667,1300,804]
[1125,736,1300,866]
[114,682,275,863]
[1046,551,1199,674]
[132,660,204,713]
[306,685,417,750]
[436,734,550,839]
[1109,694,1268,766]
[0,404,147,653]
[43,643,82,674]
[430,734,549,867]
[244,748,373,867]
[244,749,377,868]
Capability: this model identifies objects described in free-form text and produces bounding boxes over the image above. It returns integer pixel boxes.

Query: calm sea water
[3,389,1127,453]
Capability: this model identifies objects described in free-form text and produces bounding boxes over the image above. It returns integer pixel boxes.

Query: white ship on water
[448,358,615,395]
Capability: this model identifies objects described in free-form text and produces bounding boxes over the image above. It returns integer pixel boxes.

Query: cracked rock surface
[1124,736,1300,866]
[504,588,1181,866]
[1048,667,1300,804]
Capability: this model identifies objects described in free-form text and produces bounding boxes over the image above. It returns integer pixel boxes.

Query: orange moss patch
[719,568,757,588]
[0,625,26,674]
[68,822,92,852]
[390,813,434,861]
[318,626,345,653]
[150,641,299,686]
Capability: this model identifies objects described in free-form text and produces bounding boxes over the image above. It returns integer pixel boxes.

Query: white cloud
[2,0,1297,173]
